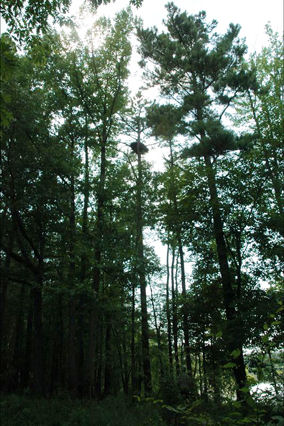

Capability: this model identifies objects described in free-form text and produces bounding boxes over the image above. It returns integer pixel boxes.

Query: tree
[138,3,256,402]
[147,103,196,392]
[64,12,133,397]
[121,93,152,394]
[0,0,71,41]
[236,26,283,237]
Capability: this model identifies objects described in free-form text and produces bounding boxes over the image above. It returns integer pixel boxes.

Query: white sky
[71,0,283,53]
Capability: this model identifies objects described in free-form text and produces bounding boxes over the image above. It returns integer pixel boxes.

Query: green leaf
[223,362,236,368]
[162,404,180,413]
[231,349,241,358]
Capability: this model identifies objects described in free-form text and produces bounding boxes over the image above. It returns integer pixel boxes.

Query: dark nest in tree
[130,142,149,154]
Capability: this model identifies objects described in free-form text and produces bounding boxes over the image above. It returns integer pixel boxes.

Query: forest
[0,0,283,425]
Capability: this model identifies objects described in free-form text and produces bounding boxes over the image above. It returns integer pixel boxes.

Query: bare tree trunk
[171,247,179,376]
[80,117,90,281]
[0,239,13,388]
[131,281,137,392]
[67,153,77,394]
[12,283,26,389]
[87,133,106,398]
[166,244,173,374]
[104,318,112,396]
[31,277,43,395]
[168,139,194,384]
[136,133,152,394]
[149,280,164,377]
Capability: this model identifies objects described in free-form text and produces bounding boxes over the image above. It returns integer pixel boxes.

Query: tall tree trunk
[168,139,194,383]
[202,338,208,401]
[22,290,33,389]
[87,132,106,397]
[131,281,137,392]
[104,319,112,396]
[136,132,152,394]
[78,120,89,395]
[0,237,13,387]
[31,277,43,394]
[166,244,173,374]
[203,154,248,401]
[171,247,179,376]
[12,283,26,389]
[67,149,77,394]
[50,294,64,394]
[80,118,90,281]
[149,281,164,377]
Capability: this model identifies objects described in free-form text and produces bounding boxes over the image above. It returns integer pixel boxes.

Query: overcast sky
[70,0,283,97]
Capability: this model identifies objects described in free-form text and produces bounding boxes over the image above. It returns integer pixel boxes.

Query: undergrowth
[0,394,165,426]
[1,391,283,425]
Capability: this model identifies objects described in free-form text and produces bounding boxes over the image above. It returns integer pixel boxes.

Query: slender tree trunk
[149,281,164,377]
[67,155,77,394]
[78,121,89,395]
[50,294,64,394]
[177,238,194,377]
[12,283,26,389]
[171,247,179,376]
[198,352,203,395]
[104,318,112,396]
[87,132,106,397]
[202,339,208,401]
[131,281,137,392]
[22,290,33,389]
[95,322,103,397]
[166,244,173,374]
[0,239,13,387]
[168,139,194,383]
[81,118,90,281]
[122,335,129,394]
[136,133,152,394]
[31,278,43,394]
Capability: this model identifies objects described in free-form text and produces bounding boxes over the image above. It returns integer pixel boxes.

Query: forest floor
[0,394,166,426]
